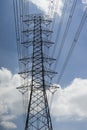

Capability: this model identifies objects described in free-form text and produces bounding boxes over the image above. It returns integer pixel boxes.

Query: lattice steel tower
[23,15,57,130]
[13,1,57,130]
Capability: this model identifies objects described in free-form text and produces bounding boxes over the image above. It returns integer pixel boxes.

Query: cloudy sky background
[0,0,87,130]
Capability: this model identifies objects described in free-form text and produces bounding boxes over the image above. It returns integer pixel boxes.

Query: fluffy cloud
[0,67,23,129]
[26,0,87,16]
[0,121,17,129]
[0,67,87,129]
[26,0,63,16]
[82,0,87,4]
[28,0,87,15]
[81,0,87,10]
[30,0,49,13]
[51,78,87,121]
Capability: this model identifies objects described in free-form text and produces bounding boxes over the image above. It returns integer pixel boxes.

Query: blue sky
[0,0,87,130]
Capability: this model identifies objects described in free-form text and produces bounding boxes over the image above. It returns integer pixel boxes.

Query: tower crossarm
[21,40,54,48]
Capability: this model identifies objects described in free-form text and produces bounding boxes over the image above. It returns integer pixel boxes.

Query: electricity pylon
[18,14,57,130]
[13,0,57,128]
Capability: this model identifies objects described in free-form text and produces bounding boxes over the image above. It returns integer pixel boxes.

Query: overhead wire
[13,0,21,59]
[41,0,57,113]
[50,0,68,93]
[49,0,68,86]
[13,0,29,121]
[57,7,87,84]
[21,0,31,120]
[13,0,24,77]
[46,0,57,85]
[48,0,68,111]
[54,0,77,70]
[49,5,87,110]
[51,0,69,58]
[13,0,25,124]
[19,0,28,117]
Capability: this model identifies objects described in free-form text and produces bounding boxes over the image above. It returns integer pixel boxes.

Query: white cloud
[0,67,23,129]
[50,78,87,121]
[82,0,87,4]
[0,67,87,127]
[1,115,16,121]
[30,0,49,13]
[28,0,87,16]
[0,121,17,129]
[0,68,23,115]
[82,0,87,10]
[26,0,63,16]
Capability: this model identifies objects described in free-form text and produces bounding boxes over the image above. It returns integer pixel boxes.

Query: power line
[13,0,30,120]
[13,0,23,72]
[51,0,69,58]
[57,7,87,84]
[54,0,77,70]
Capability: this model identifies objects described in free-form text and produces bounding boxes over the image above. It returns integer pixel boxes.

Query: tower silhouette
[22,15,56,130]
[13,0,57,130]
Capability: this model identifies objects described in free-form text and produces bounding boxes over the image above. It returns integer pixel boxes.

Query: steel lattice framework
[24,15,54,130]
[16,14,57,130]
[13,1,57,129]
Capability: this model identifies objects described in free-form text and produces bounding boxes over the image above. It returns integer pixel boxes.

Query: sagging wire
[13,0,30,122]
[57,7,87,84]
[54,0,77,70]
[51,0,69,58]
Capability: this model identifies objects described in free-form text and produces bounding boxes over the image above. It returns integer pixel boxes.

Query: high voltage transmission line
[13,0,87,129]
[51,0,69,57]
[57,7,87,84]
[49,6,87,113]
[53,0,77,70]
